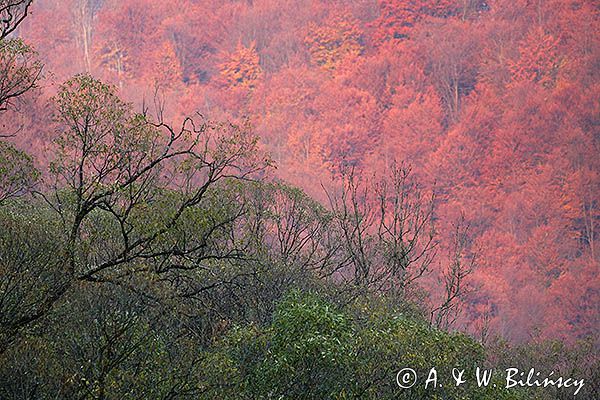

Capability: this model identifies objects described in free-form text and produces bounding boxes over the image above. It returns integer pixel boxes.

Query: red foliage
[14,0,600,342]
[369,0,462,44]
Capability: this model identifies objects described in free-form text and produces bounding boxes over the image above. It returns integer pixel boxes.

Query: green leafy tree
[0,74,268,355]
[203,292,527,399]
[0,38,42,113]
[0,141,37,204]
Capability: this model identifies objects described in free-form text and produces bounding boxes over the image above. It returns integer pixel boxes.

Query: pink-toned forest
[1,1,599,398]
[14,0,598,342]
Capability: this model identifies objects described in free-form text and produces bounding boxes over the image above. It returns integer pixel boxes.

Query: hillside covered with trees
[0,0,598,398]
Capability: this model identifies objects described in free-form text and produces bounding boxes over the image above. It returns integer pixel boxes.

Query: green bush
[203,291,527,399]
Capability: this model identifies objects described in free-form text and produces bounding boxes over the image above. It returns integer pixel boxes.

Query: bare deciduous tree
[430,216,477,330]
[326,162,437,299]
[0,0,32,40]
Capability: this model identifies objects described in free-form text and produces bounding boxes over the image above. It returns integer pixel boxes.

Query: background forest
[0,0,599,399]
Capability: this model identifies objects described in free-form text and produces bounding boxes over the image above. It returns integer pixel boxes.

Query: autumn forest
[0,0,599,398]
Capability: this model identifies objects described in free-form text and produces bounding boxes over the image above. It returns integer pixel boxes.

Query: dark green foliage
[199,292,527,399]
[0,201,67,353]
